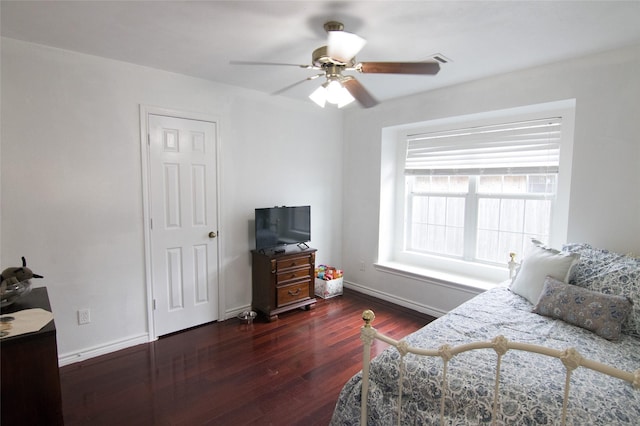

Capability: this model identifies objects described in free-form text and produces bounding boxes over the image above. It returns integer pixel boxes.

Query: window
[379,101,575,285]
[406,173,556,264]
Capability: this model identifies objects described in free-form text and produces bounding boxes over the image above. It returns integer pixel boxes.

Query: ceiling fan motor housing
[312,46,356,68]
[323,21,344,32]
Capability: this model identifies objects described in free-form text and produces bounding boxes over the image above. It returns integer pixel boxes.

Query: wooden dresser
[251,247,317,321]
[1,287,64,426]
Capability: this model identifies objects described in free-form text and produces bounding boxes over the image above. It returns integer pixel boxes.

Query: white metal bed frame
[359,309,640,426]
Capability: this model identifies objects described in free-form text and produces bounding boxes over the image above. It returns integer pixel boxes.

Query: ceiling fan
[231,21,441,109]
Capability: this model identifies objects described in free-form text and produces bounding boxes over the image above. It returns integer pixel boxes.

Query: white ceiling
[3,1,640,107]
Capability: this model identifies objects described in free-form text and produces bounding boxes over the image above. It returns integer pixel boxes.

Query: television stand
[251,247,317,321]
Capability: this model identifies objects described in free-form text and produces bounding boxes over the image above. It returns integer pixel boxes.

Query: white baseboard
[58,333,151,367]
[343,280,447,318]
[56,290,442,367]
[59,307,251,366]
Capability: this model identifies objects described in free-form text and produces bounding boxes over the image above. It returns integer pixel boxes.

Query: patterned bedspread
[330,287,640,425]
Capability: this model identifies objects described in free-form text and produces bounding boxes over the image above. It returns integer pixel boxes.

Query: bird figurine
[1,256,43,284]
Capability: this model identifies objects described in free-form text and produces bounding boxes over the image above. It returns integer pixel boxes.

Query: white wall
[1,38,343,362]
[341,43,640,317]
[3,37,639,362]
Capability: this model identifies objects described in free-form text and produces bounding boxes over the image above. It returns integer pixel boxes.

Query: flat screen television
[255,206,311,251]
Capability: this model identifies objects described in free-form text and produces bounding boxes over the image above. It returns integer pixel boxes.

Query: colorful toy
[315,264,343,281]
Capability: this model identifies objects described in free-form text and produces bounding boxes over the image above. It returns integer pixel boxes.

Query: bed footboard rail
[359,309,639,426]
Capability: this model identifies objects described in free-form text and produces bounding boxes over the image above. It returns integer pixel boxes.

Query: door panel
[148,114,218,336]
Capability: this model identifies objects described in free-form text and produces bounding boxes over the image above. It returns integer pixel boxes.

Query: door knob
[208,231,217,238]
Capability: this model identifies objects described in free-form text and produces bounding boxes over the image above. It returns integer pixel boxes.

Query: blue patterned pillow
[533,276,632,341]
[562,243,640,337]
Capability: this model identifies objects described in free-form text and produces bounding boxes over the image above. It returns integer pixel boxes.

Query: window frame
[378,100,576,286]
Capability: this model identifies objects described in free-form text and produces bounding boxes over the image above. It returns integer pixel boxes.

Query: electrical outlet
[78,308,91,325]
[359,261,365,272]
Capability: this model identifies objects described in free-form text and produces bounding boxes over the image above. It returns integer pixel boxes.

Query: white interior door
[148,113,219,336]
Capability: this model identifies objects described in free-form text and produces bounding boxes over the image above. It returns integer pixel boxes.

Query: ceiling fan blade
[359,61,440,75]
[272,74,324,95]
[230,60,314,69]
[342,77,378,108]
[327,31,367,63]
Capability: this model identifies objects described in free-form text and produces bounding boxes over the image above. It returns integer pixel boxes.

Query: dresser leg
[268,314,278,322]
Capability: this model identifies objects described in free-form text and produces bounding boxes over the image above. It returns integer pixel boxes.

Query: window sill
[374,261,506,293]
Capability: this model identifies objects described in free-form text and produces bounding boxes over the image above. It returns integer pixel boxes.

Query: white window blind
[405,118,562,176]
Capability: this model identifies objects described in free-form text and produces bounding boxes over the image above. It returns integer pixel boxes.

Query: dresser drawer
[277,281,310,307]
[276,267,310,284]
[276,255,312,271]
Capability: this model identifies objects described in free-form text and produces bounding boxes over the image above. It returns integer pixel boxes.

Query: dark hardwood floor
[60,289,435,425]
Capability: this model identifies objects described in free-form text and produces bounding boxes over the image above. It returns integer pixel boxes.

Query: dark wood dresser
[251,247,317,321]
[1,287,64,426]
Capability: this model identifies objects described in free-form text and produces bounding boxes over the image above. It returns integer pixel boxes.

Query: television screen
[255,206,311,251]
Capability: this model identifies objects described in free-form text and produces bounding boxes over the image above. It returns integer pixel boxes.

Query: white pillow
[510,240,580,305]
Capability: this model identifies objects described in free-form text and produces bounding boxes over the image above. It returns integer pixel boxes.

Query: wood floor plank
[60,289,434,425]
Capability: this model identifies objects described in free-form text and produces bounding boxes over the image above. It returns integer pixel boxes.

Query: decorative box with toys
[314,265,344,299]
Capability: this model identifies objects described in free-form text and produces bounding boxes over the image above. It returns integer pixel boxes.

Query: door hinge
[153,299,156,310]
[150,218,153,230]
[147,133,151,145]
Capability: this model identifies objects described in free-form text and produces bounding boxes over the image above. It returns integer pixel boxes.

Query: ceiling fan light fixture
[327,30,366,63]
[325,80,344,104]
[309,85,327,108]
[337,92,355,108]
[335,84,355,108]
[309,80,355,109]
[326,80,354,108]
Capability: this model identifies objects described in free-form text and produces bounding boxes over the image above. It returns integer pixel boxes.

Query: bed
[330,242,640,425]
